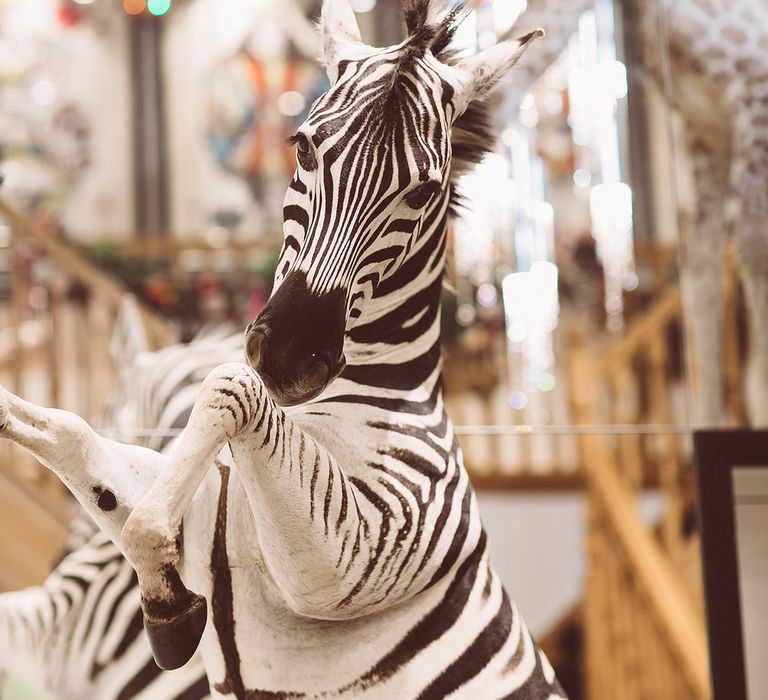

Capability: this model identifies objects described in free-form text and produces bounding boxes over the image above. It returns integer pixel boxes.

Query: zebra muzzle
[244,270,347,405]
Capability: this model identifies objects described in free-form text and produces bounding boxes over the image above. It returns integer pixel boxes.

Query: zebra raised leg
[0,386,165,546]
[0,395,176,687]
[0,330,242,695]
[0,325,243,697]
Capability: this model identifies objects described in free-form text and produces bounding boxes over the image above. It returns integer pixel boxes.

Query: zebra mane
[389,0,469,93]
[447,98,495,211]
[401,0,471,59]
[394,1,497,212]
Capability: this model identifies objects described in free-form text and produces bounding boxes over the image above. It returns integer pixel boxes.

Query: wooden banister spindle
[624,558,644,699]
[722,248,745,425]
[648,335,683,552]
[633,583,659,699]
[10,243,25,395]
[86,297,114,421]
[72,285,90,418]
[585,500,607,699]
[612,367,643,488]
[606,542,628,697]
[47,272,66,409]
[645,596,673,698]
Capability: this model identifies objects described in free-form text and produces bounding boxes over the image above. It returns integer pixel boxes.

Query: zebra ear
[453,29,544,108]
[320,0,363,83]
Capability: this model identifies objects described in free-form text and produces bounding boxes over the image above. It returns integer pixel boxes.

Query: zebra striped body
[0,2,565,697]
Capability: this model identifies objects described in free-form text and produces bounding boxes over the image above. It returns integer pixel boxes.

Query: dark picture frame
[693,430,768,700]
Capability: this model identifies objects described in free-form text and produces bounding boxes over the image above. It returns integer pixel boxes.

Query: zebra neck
[340,213,447,392]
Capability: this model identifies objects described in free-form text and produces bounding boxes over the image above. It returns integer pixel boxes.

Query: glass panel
[732,466,768,700]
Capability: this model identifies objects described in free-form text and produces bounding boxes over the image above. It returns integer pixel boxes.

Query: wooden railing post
[569,331,605,700]
[647,336,682,547]
[584,501,607,699]
[722,245,745,425]
[47,271,66,408]
[9,244,24,395]
[86,296,114,421]
[611,366,643,487]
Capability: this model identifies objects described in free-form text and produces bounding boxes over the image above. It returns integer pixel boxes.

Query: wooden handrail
[596,284,681,376]
[0,197,176,349]
[110,236,280,257]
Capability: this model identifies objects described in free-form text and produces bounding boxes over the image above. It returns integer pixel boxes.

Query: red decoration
[145,275,178,308]
[57,4,81,28]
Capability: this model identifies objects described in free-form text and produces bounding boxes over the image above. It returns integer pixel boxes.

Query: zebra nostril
[304,355,331,390]
[245,329,266,368]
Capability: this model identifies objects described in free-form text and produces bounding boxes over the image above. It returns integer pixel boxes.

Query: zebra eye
[405,181,441,209]
[290,134,316,171]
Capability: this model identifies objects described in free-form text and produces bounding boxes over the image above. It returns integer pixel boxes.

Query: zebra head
[246,0,542,406]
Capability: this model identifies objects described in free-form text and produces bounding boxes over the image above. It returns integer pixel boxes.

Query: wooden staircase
[531,278,716,699]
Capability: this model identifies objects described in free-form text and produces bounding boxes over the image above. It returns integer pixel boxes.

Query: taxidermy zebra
[0,0,566,697]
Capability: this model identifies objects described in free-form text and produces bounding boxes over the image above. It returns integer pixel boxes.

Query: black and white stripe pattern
[0,510,210,700]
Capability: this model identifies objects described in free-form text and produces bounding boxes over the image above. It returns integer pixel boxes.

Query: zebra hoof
[144,593,207,670]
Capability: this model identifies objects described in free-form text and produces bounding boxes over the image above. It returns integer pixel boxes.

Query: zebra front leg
[122,363,373,670]
[0,386,166,543]
[120,363,260,671]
